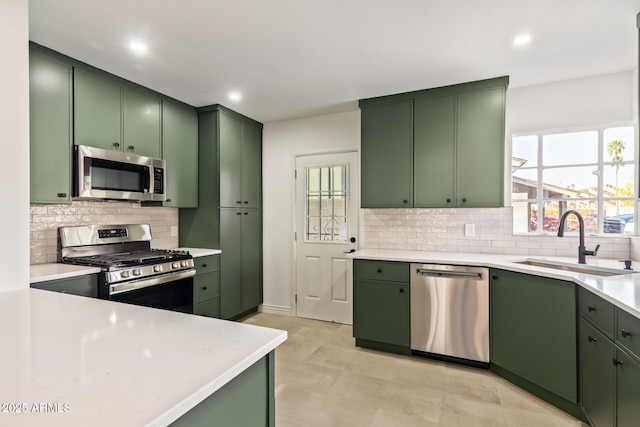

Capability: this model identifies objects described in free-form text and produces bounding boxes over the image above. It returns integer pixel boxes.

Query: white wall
[506,70,634,134]
[262,111,360,313]
[0,0,29,291]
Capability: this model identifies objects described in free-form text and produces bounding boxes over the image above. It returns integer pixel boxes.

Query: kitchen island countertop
[0,288,286,426]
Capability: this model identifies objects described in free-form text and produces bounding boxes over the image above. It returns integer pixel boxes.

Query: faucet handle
[584,244,600,257]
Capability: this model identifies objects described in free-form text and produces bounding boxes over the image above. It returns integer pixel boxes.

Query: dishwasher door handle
[415,269,483,280]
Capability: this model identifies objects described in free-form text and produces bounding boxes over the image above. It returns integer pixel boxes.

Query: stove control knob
[180,260,188,268]
[132,269,142,276]
[121,270,130,279]
[153,265,162,273]
[171,262,179,269]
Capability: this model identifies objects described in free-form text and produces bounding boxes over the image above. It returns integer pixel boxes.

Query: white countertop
[0,289,286,426]
[349,249,640,319]
[174,247,221,258]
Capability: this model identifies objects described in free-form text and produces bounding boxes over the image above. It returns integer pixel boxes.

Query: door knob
[350,237,356,243]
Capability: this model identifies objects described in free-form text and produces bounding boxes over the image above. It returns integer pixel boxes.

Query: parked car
[603,214,634,234]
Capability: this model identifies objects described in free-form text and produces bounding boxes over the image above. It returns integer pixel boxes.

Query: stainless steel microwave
[74,145,166,202]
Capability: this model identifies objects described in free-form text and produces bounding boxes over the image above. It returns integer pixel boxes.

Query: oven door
[107,270,195,314]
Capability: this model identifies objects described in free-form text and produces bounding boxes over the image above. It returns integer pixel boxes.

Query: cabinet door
[414,94,456,207]
[162,101,198,207]
[31,274,98,298]
[456,87,505,207]
[360,99,414,208]
[580,318,615,427]
[353,279,410,347]
[490,270,577,403]
[220,208,243,319]
[74,69,122,151]
[29,52,72,204]
[123,87,161,158]
[219,112,243,208]
[242,121,262,208]
[616,348,640,427]
[241,209,262,311]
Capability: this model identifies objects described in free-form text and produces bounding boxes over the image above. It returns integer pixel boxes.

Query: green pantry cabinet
[359,76,508,208]
[352,260,411,355]
[180,105,263,320]
[29,43,198,208]
[579,288,640,427]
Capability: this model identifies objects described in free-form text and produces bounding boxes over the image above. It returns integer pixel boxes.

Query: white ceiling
[29,0,639,123]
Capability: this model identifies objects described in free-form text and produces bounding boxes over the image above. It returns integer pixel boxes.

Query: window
[305,165,349,241]
[512,126,636,235]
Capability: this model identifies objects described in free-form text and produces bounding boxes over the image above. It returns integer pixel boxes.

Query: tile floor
[242,312,590,427]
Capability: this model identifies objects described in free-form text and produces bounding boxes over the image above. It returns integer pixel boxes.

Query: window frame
[510,122,638,236]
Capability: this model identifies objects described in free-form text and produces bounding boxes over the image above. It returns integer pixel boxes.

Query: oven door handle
[109,269,196,295]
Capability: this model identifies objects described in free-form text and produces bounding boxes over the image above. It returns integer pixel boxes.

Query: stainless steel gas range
[58,224,195,313]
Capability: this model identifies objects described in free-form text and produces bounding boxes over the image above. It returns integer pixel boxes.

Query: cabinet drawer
[194,255,219,275]
[31,274,98,298]
[194,297,220,318]
[580,288,615,338]
[616,308,640,359]
[194,273,219,304]
[353,260,409,283]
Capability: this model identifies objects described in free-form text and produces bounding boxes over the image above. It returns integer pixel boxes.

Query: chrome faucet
[557,210,599,264]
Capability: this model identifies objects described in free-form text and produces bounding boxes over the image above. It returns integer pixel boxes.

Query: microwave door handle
[145,166,152,193]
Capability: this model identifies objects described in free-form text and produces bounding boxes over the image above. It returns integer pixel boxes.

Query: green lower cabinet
[171,352,275,427]
[615,347,640,427]
[353,260,410,355]
[31,274,98,298]
[192,255,220,319]
[489,269,583,420]
[580,318,615,427]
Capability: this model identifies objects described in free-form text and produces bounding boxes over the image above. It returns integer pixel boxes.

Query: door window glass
[305,165,348,241]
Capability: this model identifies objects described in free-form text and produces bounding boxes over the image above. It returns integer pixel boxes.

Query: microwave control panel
[153,168,164,194]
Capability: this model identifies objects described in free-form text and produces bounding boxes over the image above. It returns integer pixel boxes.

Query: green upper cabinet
[360,76,508,208]
[29,50,73,204]
[360,99,414,208]
[414,94,456,207]
[74,69,122,151]
[162,101,198,207]
[75,69,161,158]
[219,111,262,208]
[456,86,505,207]
[123,87,161,158]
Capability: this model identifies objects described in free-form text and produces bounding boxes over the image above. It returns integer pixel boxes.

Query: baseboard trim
[259,304,293,316]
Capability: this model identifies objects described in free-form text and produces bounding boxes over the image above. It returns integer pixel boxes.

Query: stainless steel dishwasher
[410,264,489,367]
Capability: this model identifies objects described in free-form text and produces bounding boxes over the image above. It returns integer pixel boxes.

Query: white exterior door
[295,151,359,324]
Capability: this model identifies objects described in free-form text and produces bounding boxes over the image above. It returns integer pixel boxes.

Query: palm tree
[607,139,625,214]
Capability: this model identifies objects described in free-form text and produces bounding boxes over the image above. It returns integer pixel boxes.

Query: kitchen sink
[514,259,637,277]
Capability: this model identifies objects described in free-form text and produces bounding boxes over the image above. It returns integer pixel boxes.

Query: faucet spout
[557,210,598,264]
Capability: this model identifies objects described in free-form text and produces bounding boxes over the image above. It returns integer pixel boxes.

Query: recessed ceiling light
[129,41,148,55]
[512,34,532,46]
[228,92,242,102]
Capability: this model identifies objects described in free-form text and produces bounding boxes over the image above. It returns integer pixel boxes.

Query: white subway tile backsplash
[30,201,179,265]
[363,207,631,259]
